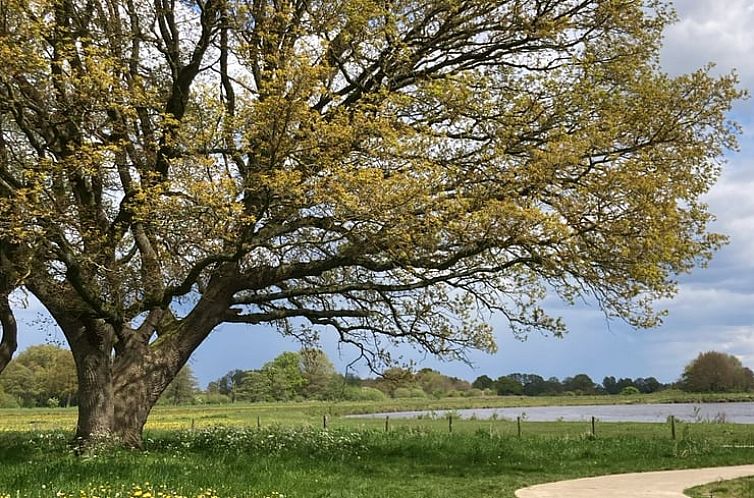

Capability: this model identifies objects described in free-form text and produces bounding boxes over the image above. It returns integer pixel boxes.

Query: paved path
[515,464,754,497]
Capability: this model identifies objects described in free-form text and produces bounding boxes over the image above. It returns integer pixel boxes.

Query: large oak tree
[0,0,742,447]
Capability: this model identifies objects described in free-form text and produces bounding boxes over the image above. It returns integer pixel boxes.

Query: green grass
[687,476,754,497]
[2,422,754,497]
[3,395,754,497]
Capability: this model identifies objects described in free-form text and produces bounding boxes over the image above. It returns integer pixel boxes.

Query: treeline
[202,349,668,403]
[204,350,754,403]
[474,373,665,396]
[2,346,753,408]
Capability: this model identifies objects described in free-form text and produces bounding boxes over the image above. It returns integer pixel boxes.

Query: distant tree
[472,375,494,391]
[299,348,337,399]
[371,368,417,396]
[0,345,77,407]
[494,376,523,396]
[634,377,662,394]
[162,366,199,405]
[414,368,470,397]
[522,375,547,396]
[543,377,564,395]
[238,352,307,402]
[0,362,34,406]
[507,373,548,396]
[562,374,596,395]
[615,377,636,393]
[208,369,245,402]
[603,376,619,395]
[236,371,269,402]
[681,352,754,393]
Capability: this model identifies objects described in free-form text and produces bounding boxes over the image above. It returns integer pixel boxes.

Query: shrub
[393,387,427,398]
[197,393,232,404]
[620,386,640,395]
[343,386,387,401]
[0,391,19,408]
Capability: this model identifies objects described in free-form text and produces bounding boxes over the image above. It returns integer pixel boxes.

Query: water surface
[349,402,754,423]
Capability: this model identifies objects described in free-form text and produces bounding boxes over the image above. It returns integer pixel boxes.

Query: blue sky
[12,0,754,387]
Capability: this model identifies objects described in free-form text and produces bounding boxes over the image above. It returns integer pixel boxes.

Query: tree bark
[28,273,235,449]
[112,349,180,449]
[69,321,116,444]
[0,293,17,375]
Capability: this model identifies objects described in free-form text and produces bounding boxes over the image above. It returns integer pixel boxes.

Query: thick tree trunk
[113,379,153,449]
[0,291,18,375]
[112,345,186,449]
[0,246,19,375]
[70,325,115,444]
[32,271,235,449]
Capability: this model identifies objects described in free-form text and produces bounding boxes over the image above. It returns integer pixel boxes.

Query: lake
[348,402,754,423]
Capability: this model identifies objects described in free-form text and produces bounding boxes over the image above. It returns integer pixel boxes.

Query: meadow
[2,394,754,497]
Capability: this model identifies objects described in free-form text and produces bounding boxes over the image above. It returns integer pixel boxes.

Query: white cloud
[661,0,754,91]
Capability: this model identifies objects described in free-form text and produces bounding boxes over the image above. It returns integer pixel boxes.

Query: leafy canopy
[0,0,742,368]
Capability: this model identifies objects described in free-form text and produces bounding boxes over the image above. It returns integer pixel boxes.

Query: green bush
[0,391,19,408]
[393,387,427,398]
[621,386,641,395]
[343,386,387,401]
[196,393,232,404]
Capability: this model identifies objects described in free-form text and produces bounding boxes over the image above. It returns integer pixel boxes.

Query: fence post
[517,416,522,437]
[671,415,676,440]
[385,415,389,432]
[323,414,328,430]
[591,416,596,437]
[191,418,195,430]
[257,415,261,429]
[448,415,453,433]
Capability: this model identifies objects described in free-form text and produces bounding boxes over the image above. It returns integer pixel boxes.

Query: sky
[10,0,754,388]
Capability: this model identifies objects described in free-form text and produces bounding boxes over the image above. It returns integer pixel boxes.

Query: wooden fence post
[385,416,389,432]
[671,415,676,440]
[517,416,522,437]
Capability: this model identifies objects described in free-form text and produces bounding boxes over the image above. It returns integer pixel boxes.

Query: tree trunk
[113,379,153,449]
[70,326,115,444]
[112,349,183,449]
[0,292,18,375]
[30,272,233,449]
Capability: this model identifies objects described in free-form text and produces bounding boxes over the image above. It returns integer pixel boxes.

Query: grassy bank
[2,425,754,498]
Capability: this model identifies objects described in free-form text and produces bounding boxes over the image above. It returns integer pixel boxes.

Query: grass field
[687,476,754,497]
[2,394,754,497]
